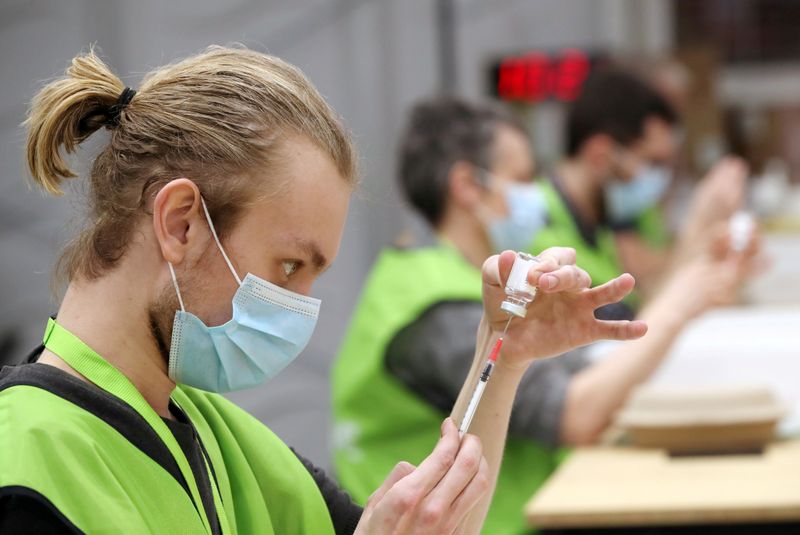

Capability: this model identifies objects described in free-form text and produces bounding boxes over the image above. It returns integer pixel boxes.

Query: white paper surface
[588,306,800,436]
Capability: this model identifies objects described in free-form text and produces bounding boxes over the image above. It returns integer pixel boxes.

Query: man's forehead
[492,132,534,178]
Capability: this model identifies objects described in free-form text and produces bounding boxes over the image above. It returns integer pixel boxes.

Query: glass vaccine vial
[729,211,755,252]
[501,252,540,318]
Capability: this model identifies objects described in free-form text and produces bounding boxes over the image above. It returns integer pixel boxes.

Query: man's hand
[654,221,767,324]
[689,157,748,228]
[354,419,489,535]
[481,248,648,367]
[677,156,749,262]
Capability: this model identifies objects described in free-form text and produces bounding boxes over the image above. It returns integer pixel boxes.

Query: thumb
[482,251,516,287]
[496,250,516,287]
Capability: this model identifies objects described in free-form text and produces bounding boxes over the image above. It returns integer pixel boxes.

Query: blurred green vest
[635,205,671,249]
[531,180,623,287]
[531,180,641,309]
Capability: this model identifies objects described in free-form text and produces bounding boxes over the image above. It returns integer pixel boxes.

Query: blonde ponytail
[25,48,125,195]
[23,45,356,283]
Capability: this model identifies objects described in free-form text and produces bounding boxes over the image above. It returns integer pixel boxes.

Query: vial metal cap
[501,300,528,318]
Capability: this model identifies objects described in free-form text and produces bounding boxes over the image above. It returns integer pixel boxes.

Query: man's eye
[282,261,299,277]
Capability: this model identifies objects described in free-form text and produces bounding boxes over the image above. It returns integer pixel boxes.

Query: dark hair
[566,69,678,156]
[397,96,525,226]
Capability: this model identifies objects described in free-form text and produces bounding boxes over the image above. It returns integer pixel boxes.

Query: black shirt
[164,404,221,535]
[0,357,362,534]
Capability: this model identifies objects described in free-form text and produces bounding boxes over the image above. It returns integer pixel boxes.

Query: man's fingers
[708,224,733,260]
[536,265,592,292]
[364,461,418,530]
[527,257,559,286]
[586,273,636,308]
[444,457,491,535]
[529,248,584,290]
[382,418,460,509]
[418,434,483,526]
[594,319,648,341]
[703,157,748,213]
[745,252,772,278]
[365,461,416,510]
[488,248,584,291]
[370,419,459,529]
[538,247,577,266]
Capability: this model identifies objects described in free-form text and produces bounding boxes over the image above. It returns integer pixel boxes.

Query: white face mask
[476,169,549,253]
[167,198,321,392]
[487,182,548,252]
[605,165,671,223]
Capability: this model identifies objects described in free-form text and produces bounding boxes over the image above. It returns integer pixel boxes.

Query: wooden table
[525,440,800,530]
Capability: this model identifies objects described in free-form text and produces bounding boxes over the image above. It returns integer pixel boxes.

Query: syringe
[458,316,513,438]
[458,252,539,438]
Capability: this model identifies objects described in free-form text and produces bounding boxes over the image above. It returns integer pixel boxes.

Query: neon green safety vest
[530,180,643,311]
[333,244,558,535]
[531,180,624,288]
[636,205,671,249]
[0,319,335,534]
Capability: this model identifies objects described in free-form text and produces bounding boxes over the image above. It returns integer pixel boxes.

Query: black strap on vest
[0,359,192,502]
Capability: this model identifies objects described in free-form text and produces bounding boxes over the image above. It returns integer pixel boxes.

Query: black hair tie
[105,87,137,127]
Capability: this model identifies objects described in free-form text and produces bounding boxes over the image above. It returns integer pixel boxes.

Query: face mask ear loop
[200,197,243,286]
[168,262,186,312]
[473,166,493,191]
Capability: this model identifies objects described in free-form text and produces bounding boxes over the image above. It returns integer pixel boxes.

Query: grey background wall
[0,0,669,470]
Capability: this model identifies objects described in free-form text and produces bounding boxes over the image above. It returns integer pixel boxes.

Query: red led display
[493,49,593,103]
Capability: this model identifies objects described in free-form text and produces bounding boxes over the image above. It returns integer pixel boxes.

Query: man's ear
[581,134,615,182]
[447,161,484,211]
[152,179,204,266]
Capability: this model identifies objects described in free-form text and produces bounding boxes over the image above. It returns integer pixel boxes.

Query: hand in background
[707,219,767,273]
[677,156,749,262]
[651,227,766,327]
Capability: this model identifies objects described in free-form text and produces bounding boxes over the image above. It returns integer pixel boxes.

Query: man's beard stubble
[149,239,231,368]
[148,252,219,368]
[148,285,179,367]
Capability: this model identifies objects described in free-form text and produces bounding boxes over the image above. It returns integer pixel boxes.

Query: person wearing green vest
[333,97,759,534]
[530,178,634,316]
[0,48,649,534]
[548,68,751,301]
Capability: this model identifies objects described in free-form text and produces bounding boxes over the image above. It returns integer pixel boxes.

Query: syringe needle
[502,315,513,336]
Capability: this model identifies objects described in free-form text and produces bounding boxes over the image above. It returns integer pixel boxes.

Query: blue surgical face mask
[487,182,548,253]
[167,199,321,392]
[604,165,671,224]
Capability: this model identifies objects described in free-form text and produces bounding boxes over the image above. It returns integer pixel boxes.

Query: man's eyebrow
[295,238,328,272]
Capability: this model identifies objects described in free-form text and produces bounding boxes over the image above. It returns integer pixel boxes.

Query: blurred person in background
[539,68,750,303]
[333,96,758,535]
[0,47,648,535]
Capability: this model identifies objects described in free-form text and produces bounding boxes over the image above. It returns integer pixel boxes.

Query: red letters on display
[495,49,592,103]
